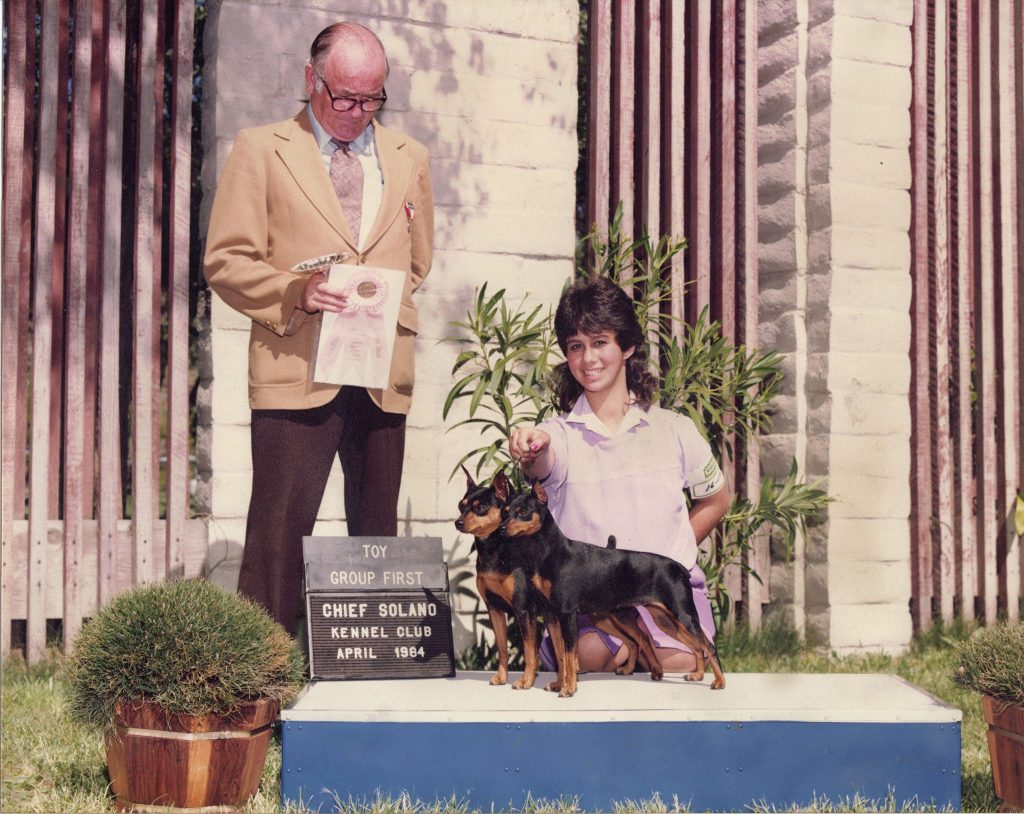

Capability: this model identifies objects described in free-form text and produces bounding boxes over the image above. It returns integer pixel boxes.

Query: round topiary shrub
[953,621,1024,706]
[66,578,307,729]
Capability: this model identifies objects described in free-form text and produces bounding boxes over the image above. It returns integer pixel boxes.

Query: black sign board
[303,537,455,680]
[303,536,448,592]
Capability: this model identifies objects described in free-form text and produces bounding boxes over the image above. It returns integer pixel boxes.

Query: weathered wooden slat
[588,0,612,233]
[166,0,196,579]
[63,0,94,649]
[954,0,977,620]
[27,0,62,663]
[718,0,737,338]
[48,0,71,519]
[694,0,712,313]
[98,0,127,605]
[639,0,661,239]
[996,0,1021,622]
[666,0,687,330]
[742,0,765,627]
[976,0,999,624]
[718,0,742,623]
[6,520,209,619]
[612,0,635,236]
[12,0,37,526]
[910,0,934,630]
[132,0,160,586]
[79,0,105,523]
[1,0,30,657]
[932,0,956,623]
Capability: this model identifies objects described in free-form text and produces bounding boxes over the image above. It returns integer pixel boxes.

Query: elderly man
[204,22,434,630]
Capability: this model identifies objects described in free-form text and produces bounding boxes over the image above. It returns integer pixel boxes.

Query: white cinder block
[828,308,911,355]
[831,226,911,271]
[831,58,912,108]
[828,387,911,435]
[409,71,574,129]
[829,602,914,652]
[834,0,913,26]
[827,468,911,520]
[210,423,252,473]
[831,101,911,149]
[826,517,911,562]
[210,470,253,519]
[829,434,911,481]
[828,560,912,606]
[824,351,912,395]
[832,16,912,67]
[831,181,910,231]
[831,270,913,315]
[831,142,912,189]
[382,110,578,170]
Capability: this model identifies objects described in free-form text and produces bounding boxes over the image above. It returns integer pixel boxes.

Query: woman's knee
[576,632,624,673]
[655,647,697,673]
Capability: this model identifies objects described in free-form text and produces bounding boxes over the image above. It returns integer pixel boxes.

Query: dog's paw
[489,674,507,687]
[512,677,535,690]
[711,677,726,690]
[545,680,562,692]
[650,670,664,682]
[684,671,705,683]
[558,686,576,698]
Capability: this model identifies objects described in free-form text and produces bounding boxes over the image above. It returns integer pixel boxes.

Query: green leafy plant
[443,284,560,489]
[953,622,1024,706]
[444,206,829,647]
[65,578,306,729]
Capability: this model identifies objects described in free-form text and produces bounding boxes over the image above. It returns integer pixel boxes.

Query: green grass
[0,620,998,813]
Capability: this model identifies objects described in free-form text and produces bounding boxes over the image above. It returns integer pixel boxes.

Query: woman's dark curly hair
[550,277,657,412]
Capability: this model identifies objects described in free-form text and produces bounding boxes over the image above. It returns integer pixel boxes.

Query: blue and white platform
[280,671,961,812]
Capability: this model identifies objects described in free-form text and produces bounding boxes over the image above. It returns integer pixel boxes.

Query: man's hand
[301,270,348,313]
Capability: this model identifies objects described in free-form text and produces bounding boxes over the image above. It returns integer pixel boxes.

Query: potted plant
[66,578,306,811]
[953,621,1024,811]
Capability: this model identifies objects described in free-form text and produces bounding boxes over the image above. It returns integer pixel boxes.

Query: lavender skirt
[538,564,715,671]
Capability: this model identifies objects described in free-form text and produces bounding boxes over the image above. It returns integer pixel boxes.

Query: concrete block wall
[758,0,915,652]
[197,0,579,653]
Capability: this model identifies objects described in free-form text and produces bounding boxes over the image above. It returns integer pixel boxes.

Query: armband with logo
[690,457,725,499]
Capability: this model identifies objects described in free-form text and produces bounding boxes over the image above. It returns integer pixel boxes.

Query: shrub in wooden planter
[66,579,306,811]
[954,622,1024,812]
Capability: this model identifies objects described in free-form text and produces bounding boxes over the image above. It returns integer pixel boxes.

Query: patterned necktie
[330,141,363,243]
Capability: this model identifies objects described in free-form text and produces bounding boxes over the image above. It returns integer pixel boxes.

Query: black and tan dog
[454,468,663,689]
[455,468,541,689]
[501,479,726,697]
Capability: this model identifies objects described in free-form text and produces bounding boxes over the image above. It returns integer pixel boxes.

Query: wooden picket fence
[1,0,206,663]
[582,0,766,626]
[909,0,1023,628]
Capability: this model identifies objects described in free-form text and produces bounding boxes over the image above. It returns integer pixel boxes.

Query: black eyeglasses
[313,70,387,113]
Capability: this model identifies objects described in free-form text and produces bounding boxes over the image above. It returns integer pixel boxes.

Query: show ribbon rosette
[311,264,406,388]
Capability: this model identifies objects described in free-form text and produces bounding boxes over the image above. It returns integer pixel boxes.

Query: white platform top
[281,671,961,724]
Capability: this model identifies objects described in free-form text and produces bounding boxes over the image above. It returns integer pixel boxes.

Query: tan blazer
[204,113,434,414]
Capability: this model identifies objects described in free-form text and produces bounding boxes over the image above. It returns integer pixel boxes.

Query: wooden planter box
[983,696,1024,811]
[105,698,278,812]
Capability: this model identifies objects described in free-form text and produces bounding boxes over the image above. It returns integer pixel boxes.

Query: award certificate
[311,264,405,388]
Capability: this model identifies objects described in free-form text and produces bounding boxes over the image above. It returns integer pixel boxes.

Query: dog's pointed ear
[493,470,510,503]
[461,464,475,489]
[532,479,548,505]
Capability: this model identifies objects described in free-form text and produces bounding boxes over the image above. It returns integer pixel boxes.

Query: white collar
[566,394,649,437]
[306,104,375,157]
